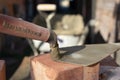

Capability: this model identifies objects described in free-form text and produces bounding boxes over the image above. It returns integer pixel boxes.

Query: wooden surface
[0,60,6,80]
[31,54,99,80]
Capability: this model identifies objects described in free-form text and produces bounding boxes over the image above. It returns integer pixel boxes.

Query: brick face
[0,60,6,80]
[31,54,99,80]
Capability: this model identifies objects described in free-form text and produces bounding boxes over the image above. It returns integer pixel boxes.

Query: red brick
[31,54,99,80]
[0,60,6,80]
[84,64,99,80]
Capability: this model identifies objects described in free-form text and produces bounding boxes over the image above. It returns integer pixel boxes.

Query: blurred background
[0,0,119,80]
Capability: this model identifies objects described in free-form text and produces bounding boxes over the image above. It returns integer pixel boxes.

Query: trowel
[0,14,119,66]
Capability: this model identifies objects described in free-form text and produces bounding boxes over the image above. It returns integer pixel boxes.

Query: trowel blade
[58,43,120,66]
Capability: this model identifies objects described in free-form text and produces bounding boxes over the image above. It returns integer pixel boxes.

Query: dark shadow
[112,48,120,67]
[86,31,106,44]
[94,32,106,43]
[111,2,120,65]
[114,2,120,42]
[0,34,33,80]
[59,45,85,56]
[100,55,119,67]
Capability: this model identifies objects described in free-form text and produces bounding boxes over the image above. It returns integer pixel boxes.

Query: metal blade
[58,43,120,66]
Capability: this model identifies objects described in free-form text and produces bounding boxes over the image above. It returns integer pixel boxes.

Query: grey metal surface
[58,43,120,66]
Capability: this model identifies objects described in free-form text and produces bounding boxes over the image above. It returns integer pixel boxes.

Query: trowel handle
[0,14,51,42]
[0,14,60,60]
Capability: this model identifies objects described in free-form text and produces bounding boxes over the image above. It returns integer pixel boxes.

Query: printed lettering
[2,21,41,37]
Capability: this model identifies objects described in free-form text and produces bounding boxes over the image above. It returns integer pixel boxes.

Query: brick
[83,64,99,80]
[31,54,99,80]
[0,60,6,80]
